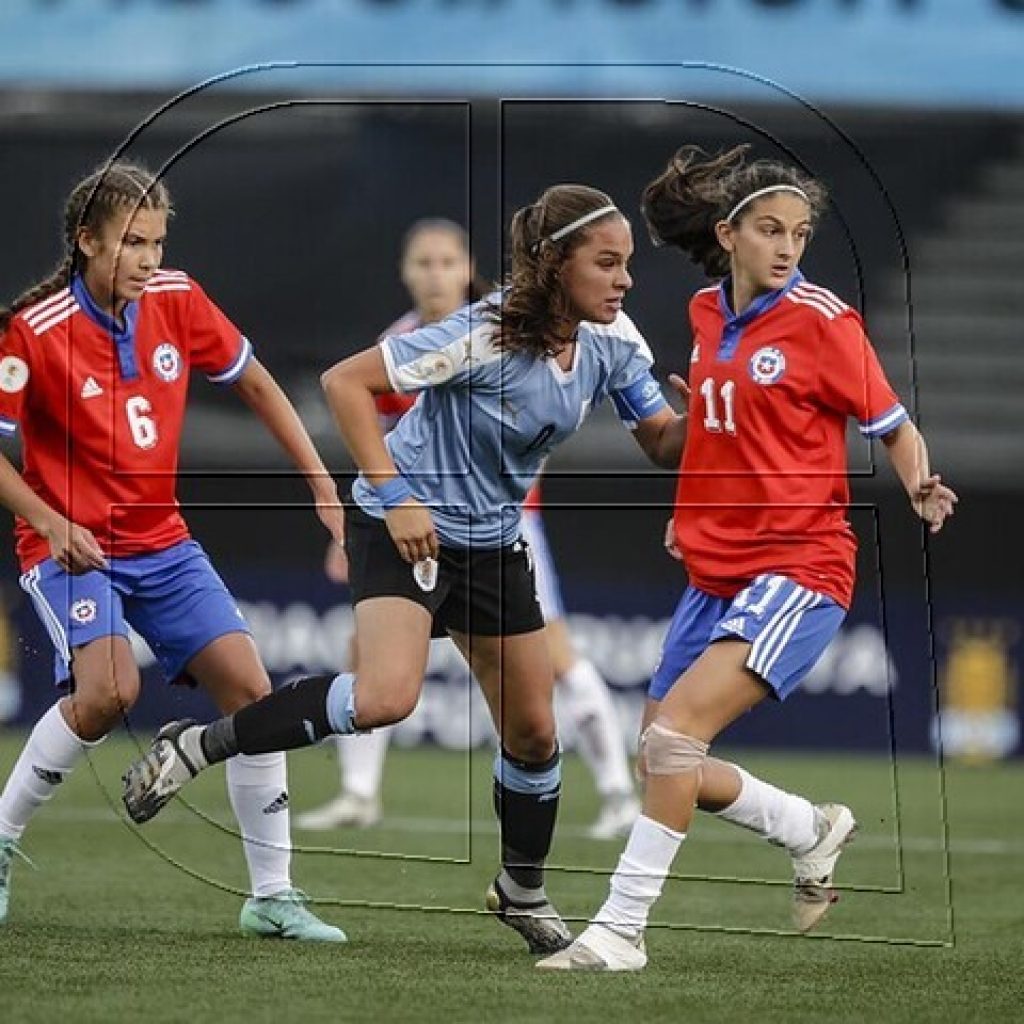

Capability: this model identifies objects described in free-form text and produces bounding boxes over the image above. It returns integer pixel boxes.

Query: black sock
[492,747,561,892]
[200,674,337,763]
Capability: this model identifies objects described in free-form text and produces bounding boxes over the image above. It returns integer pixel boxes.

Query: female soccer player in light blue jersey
[123,184,689,954]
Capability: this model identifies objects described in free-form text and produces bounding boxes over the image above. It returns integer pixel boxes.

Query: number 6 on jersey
[126,395,158,449]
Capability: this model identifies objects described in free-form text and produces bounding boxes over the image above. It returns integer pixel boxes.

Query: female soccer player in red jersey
[540,145,958,971]
[0,161,347,941]
[300,219,639,839]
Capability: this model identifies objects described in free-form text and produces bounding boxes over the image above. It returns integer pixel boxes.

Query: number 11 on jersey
[700,377,737,435]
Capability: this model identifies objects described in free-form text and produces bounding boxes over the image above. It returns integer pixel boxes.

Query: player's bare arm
[0,451,105,573]
[322,348,438,563]
[630,374,690,469]
[231,357,344,545]
[880,420,958,533]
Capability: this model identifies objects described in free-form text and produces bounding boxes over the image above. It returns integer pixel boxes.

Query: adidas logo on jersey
[80,376,103,399]
[720,616,747,635]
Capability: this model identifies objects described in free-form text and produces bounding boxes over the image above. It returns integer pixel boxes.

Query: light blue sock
[325,673,358,734]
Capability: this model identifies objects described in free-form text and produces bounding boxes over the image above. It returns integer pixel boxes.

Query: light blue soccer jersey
[351,294,668,548]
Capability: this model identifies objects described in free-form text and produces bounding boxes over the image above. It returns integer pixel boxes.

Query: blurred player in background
[297,218,639,840]
[540,145,958,971]
[0,161,346,941]
[520,482,640,838]
[123,185,688,955]
[299,218,484,830]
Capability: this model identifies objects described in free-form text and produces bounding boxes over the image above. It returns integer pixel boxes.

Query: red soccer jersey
[673,274,907,608]
[0,269,252,570]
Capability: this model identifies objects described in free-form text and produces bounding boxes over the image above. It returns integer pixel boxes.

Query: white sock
[595,814,686,935]
[557,658,632,798]
[714,764,819,855]
[338,727,391,801]
[226,753,292,898]
[0,703,99,841]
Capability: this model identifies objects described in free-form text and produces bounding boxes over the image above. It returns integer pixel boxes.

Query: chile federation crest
[749,346,787,385]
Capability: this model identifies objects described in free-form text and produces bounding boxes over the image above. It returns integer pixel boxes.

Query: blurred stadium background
[0,4,1023,1021]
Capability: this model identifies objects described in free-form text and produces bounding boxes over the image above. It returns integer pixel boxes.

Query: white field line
[38,807,1024,856]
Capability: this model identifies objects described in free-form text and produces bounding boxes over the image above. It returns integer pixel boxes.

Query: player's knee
[68,685,137,740]
[354,679,420,728]
[640,720,709,776]
[228,678,273,707]
[499,717,557,764]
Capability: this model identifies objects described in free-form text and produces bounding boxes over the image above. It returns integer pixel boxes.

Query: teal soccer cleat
[0,838,33,925]
[239,888,347,943]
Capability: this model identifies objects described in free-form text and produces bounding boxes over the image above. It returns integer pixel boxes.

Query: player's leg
[121,511,439,822]
[635,691,824,865]
[547,619,638,839]
[521,510,638,839]
[541,640,764,970]
[187,632,346,942]
[122,597,432,820]
[113,540,348,940]
[298,731,389,830]
[438,535,568,953]
[541,576,854,968]
[692,577,857,931]
[0,562,138,924]
[451,626,571,955]
[296,632,389,830]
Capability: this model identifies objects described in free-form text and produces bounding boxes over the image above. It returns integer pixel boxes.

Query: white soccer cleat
[536,923,647,972]
[294,793,382,830]
[586,793,641,841]
[122,719,205,824]
[791,802,858,933]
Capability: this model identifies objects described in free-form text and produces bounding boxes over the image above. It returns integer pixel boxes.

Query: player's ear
[714,220,734,254]
[76,227,98,261]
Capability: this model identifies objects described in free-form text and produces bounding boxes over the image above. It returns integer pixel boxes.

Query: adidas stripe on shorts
[649,573,846,701]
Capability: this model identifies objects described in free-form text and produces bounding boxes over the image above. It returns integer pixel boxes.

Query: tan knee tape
[639,722,709,775]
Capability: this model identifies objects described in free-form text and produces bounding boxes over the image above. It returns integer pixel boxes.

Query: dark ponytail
[642,144,827,278]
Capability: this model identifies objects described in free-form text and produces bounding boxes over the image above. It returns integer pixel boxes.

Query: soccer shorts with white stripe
[649,574,846,701]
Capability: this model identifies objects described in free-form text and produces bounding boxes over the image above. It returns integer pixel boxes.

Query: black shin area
[492,747,561,890]
[226,674,337,756]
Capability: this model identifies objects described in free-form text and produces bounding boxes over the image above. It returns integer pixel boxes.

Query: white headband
[547,204,619,243]
[726,185,809,223]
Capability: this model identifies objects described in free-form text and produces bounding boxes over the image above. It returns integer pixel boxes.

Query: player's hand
[912,474,958,534]
[43,516,108,574]
[311,477,345,548]
[663,517,683,561]
[324,539,350,583]
[385,499,439,564]
[667,373,691,410]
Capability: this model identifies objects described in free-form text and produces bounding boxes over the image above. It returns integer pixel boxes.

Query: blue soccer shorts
[19,539,251,687]
[649,573,846,702]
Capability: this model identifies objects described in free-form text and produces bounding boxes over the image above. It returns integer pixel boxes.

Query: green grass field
[1,733,1021,1023]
